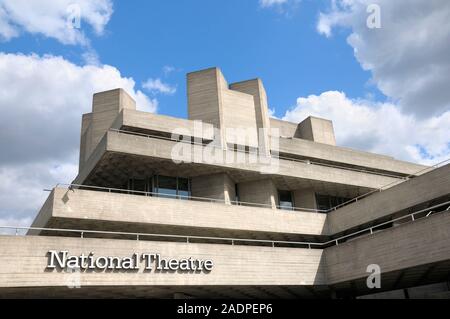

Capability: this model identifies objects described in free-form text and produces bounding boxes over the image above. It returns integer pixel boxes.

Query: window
[154,175,191,199]
[315,194,351,211]
[278,190,294,210]
[177,177,190,199]
[127,176,191,199]
[128,178,147,195]
[156,175,178,198]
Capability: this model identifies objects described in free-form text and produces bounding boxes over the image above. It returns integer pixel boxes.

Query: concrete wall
[92,88,136,113]
[327,164,450,234]
[325,211,450,284]
[230,79,272,155]
[221,90,258,148]
[187,68,223,129]
[297,116,336,146]
[79,113,92,170]
[238,179,278,209]
[187,68,263,149]
[112,109,215,141]
[79,89,137,170]
[100,132,401,190]
[0,236,327,288]
[269,118,299,138]
[32,187,328,237]
[293,189,317,211]
[191,173,236,204]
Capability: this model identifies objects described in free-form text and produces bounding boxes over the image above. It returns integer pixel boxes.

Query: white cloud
[142,78,177,95]
[259,0,288,8]
[0,0,113,45]
[317,0,450,117]
[162,65,176,76]
[0,52,157,226]
[283,91,450,165]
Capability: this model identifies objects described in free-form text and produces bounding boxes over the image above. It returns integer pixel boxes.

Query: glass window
[316,194,331,211]
[153,175,191,199]
[156,175,178,198]
[128,178,147,195]
[177,177,190,199]
[278,190,294,210]
[315,194,351,211]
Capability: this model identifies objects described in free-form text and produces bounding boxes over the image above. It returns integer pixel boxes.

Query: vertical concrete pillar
[229,79,272,156]
[187,67,260,150]
[79,88,136,171]
[293,188,317,211]
[191,173,236,204]
[296,116,336,146]
[237,179,278,209]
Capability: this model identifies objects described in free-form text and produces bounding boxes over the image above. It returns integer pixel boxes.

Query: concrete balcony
[2,207,449,298]
[278,137,427,177]
[0,235,327,294]
[74,130,404,198]
[325,210,450,296]
[29,187,328,240]
[111,109,215,141]
[327,163,450,234]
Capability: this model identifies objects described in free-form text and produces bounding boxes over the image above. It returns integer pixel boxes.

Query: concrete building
[0,67,449,299]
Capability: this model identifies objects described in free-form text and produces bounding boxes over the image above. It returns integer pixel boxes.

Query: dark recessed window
[128,178,147,195]
[278,190,294,210]
[315,194,351,211]
[155,176,191,199]
[177,177,190,199]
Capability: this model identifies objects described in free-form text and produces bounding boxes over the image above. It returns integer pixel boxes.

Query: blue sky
[0,0,378,118]
[0,0,449,226]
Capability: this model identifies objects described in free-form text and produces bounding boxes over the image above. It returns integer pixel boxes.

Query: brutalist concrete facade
[0,67,449,299]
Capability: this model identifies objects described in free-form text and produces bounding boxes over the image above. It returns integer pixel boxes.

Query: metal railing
[328,157,450,211]
[56,183,329,213]
[109,129,411,180]
[1,200,449,249]
[97,129,448,213]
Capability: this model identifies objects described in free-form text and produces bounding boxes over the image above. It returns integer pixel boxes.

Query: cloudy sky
[0,0,449,227]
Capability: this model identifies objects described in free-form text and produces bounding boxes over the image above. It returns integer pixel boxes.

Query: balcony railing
[56,183,329,213]
[1,200,449,249]
[110,128,412,179]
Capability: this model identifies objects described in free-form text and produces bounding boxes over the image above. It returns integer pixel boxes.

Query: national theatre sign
[46,250,214,273]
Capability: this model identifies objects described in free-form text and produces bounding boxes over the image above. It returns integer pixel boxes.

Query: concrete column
[296,116,336,146]
[79,88,136,171]
[229,79,272,156]
[293,188,317,211]
[238,179,278,209]
[191,173,236,204]
[187,67,260,150]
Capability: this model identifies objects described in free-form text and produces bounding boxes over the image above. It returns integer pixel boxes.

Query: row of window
[128,176,191,199]
[127,176,350,211]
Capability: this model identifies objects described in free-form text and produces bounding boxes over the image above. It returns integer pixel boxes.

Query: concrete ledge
[0,236,326,288]
[112,109,215,141]
[327,164,450,234]
[325,211,450,284]
[278,137,427,177]
[30,187,328,238]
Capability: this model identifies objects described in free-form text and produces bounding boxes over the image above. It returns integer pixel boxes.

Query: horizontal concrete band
[1,211,449,289]
[31,187,328,237]
[109,109,426,177]
[104,131,400,189]
[74,130,403,190]
[0,236,326,288]
[39,164,450,240]
[327,163,450,234]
